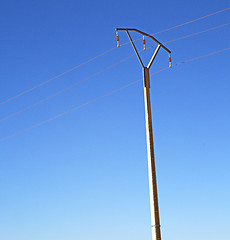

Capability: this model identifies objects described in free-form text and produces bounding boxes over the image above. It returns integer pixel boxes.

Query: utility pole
[115,28,171,240]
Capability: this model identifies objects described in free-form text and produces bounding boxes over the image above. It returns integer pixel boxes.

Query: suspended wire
[173,48,230,66]
[120,7,230,46]
[164,22,230,44]
[0,47,229,143]
[0,22,229,123]
[0,47,116,105]
[153,7,230,35]
[0,54,135,123]
[1,7,229,106]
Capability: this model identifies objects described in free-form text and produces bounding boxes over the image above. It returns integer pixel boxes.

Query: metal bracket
[116,28,171,70]
[143,67,150,88]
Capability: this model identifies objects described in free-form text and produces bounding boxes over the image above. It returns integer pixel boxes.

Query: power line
[1,22,229,123]
[0,47,116,106]
[120,7,230,46]
[0,54,135,123]
[165,22,230,44]
[1,7,229,106]
[153,7,230,35]
[1,47,229,143]
[173,47,230,65]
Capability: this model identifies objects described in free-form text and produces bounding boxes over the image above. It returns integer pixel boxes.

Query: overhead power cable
[0,54,135,123]
[0,47,116,105]
[120,7,230,46]
[152,7,230,35]
[0,7,229,105]
[164,22,230,44]
[0,22,229,123]
[0,47,229,143]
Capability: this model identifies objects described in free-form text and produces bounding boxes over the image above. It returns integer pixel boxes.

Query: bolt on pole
[115,28,171,240]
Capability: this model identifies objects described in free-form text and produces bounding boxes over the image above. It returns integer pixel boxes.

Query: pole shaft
[143,67,161,240]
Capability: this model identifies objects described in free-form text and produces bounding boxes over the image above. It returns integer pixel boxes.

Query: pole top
[115,28,172,69]
[116,28,171,54]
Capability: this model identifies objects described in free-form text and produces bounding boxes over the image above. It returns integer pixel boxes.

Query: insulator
[169,54,172,68]
[116,31,120,47]
[143,36,146,50]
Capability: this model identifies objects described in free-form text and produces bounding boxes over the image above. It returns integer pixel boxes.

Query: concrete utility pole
[115,28,171,240]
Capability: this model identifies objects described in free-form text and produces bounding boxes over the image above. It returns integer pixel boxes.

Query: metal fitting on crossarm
[143,35,146,50]
[116,30,120,47]
[169,54,172,68]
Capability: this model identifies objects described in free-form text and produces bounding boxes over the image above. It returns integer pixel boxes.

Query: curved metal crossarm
[116,28,171,69]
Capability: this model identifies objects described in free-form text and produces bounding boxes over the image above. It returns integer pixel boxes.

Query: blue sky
[0,1,230,240]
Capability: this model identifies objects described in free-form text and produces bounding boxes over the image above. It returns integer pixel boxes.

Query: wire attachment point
[143,36,146,50]
[116,31,120,47]
[169,54,172,68]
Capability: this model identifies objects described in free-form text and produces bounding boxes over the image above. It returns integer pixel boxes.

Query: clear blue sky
[0,1,230,240]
